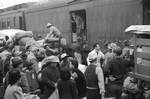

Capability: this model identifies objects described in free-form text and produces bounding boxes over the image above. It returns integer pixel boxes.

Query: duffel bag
[18,37,35,46]
[15,31,33,40]
[45,38,59,43]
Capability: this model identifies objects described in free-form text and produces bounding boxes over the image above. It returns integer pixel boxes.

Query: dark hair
[42,62,59,70]
[5,36,9,41]
[93,43,99,49]
[8,70,21,85]
[70,59,78,69]
[12,57,23,68]
[60,69,71,81]
[113,47,122,56]
[124,40,129,46]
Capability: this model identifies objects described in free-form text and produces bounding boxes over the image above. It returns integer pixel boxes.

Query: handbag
[48,88,59,99]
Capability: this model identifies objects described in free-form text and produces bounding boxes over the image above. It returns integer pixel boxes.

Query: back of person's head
[124,40,129,47]
[113,47,122,56]
[60,69,71,81]
[12,57,23,68]
[70,59,78,69]
[8,69,21,85]
[93,43,99,49]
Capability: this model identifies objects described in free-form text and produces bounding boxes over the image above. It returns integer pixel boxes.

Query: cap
[110,43,117,50]
[46,23,52,28]
[12,57,23,66]
[88,53,97,62]
[61,53,69,59]
[42,55,60,66]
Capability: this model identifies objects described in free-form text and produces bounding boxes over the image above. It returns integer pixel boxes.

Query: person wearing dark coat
[40,56,60,99]
[58,69,79,99]
[104,47,130,99]
[70,59,87,98]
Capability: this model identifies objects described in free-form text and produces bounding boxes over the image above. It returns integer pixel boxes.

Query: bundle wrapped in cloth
[15,31,33,41]
[45,38,67,46]
[14,31,35,46]
[18,37,35,46]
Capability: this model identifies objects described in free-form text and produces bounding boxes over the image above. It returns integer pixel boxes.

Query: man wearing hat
[40,56,60,99]
[85,53,105,99]
[60,53,70,70]
[46,23,62,39]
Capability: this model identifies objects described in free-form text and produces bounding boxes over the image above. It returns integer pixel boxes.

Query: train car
[125,25,150,82]
[125,25,150,98]
[24,0,143,48]
[0,9,26,30]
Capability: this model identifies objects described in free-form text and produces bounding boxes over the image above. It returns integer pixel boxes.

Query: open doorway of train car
[143,0,150,24]
[70,10,87,45]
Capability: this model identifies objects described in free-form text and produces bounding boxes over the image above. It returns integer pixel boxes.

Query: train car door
[143,0,150,24]
[19,16,23,30]
[70,10,87,46]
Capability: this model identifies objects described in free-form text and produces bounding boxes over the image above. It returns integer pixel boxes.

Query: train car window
[70,10,87,44]
[14,17,16,27]
[2,22,6,29]
[0,21,1,29]
[7,21,10,29]
[19,16,23,29]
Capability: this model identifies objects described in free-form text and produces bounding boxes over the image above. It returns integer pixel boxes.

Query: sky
[0,0,41,9]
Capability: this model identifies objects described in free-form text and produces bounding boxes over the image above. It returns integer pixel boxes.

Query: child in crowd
[58,69,79,99]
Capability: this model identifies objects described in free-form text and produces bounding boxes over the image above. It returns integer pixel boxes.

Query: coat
[58,79,79,99]
[41,66,60,99]
[4,85,25,99]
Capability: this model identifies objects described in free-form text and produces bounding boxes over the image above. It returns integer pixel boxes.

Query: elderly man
[85,53,105,99]
[87,43,104,66]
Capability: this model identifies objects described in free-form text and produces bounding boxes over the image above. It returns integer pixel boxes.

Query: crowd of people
[0,23,149,99]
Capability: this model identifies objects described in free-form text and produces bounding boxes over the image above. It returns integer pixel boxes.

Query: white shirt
[87,49,104,66]
[78,63,87,73]
[96,66,105,94]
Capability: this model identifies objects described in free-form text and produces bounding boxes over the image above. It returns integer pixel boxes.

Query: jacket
[5,69,30,93]
[4,85,25,99]
[85,63,105,93]
[41,66,60,99]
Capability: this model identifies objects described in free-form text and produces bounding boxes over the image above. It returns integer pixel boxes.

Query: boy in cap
[85,53,105,99]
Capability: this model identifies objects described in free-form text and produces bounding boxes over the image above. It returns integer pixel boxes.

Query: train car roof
[125,25,150,35]
[25,0,73,13]
[0,8,26,16]
[25,0,90,13]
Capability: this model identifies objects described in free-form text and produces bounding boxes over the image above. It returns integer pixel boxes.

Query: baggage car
[125,25,150,83]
